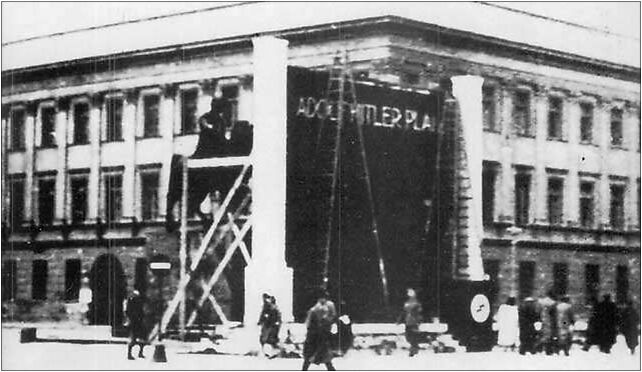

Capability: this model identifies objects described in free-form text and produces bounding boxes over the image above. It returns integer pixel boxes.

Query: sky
[1,1,640,44]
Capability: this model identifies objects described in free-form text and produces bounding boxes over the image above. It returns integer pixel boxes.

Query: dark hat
[262,292,271,299]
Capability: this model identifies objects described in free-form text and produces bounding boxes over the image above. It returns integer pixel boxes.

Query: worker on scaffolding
[302,289,337,371]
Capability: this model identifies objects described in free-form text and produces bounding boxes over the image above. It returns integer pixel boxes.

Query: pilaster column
[498,86,514,223]
[245,36,293,324]
[55,99,70,223]
[159,84,177,219]
[624,104,640,230]
[87,94,103,221]
[451,74,485,281]
[565,94,581,226]
[121,89,138,219]
[596,99,611,228]
[533,87,549,224]
[24,102,37,222]
[1,105,9,224]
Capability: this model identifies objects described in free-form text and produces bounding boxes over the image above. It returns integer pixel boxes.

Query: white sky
[1,1,640,44]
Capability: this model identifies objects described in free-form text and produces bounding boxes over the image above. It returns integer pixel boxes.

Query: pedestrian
[518,297,539,355]
[78,276,92,325]
[258,293,282,358]
[618,299,640,355]
[495,296,519,351]
[538,290,558,355]
[335,301,354,356]
[582,297,599,352]
[595,294,618,354]
[302,290,337,371]
[397,288,423,357]
[125,290,148,360]
[555,295,575,356]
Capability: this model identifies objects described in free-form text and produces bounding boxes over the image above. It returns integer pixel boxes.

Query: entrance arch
[88,254,126,326]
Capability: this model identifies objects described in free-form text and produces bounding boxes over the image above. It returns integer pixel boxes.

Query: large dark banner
[286,66,444,322]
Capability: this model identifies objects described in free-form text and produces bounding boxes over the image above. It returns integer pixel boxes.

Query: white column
[54,100,69,222]
[533,89,549,225]
[24,104,36,222]
[159,84,176,219]
[624,106,639,230]
[87,95,102,221]
[1,107,8,224]
[498,86,514,223]
[596,100,611,228]
[565,95,580,226]
[245,36,293,324]
[451,75,485,281]
[121,90,137,219]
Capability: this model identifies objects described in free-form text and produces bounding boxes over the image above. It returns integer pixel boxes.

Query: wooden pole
[179,156,188,340]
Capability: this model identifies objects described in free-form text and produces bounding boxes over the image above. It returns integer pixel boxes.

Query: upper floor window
[482,163,497,224]
[579,102,594,144]
[103,171,123,223]
[180,89,199,135]
[73,102,90,145]
[515,171,531,227]
[105,97,123,142]
[8,176,25,228]
[610,108,623,147]
[610,183,625,230]
[221,85,239,123]
[547,176,564,225]
[37,175,56,225]
[579,180,595,229]
[547,96,563,140]
[70,173,89,224]
[9,108,25,151]
[482,85,497,132]
[513,90,532,137]
[40,106,57,148]
[143,94,160,138]
[139,167,160,221]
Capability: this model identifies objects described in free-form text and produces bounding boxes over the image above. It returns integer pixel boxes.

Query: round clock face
[470,294,491,323]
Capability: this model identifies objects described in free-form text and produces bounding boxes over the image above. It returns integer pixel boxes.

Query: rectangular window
[580,103,594,143]
[104,173,123,223]
[519,261,535,300]
[9,177,25,228]
[222,85,239,123]
[40,106,57,147]
[143,94,160,138]
[482,86,496,132]
[553,263,568,297]
[482,165,496,224]
[37,177,56,225]
[547,96,563,140]
[513,90,531,136]
[547,177,564,225]
[610,183,625,230]
[1,260,17,301]
[180,89,199,135]
[585,264,600,304]
[105,97,123,142]
[73,102,90,144]
[32,260,48,300]
[515,172,531,226]
[140,170,160,221]
[616,265,629,304]
[483,259,500,306]
[579,181,595,229]
[70,175,89,224]
[64,259,81,302]
[610,108,623,147]
[134,258,148,294]
[10,109,25,151]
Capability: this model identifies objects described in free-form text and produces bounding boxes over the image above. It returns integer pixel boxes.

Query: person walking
[582,297,599,352]
[495,297,519,351]
[125,290,148,360]
[78,276,92,325]
[538,290,558,355]
[336,301,354,356]
[618,299,640,355]
[397,288,423,357]
[595,294,618,354]
[555,295,575,356]
[518,297,539,355]
[258,293,282,357]
[302,290,337,371]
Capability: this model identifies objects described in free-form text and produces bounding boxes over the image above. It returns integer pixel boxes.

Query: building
[2,3,640,327]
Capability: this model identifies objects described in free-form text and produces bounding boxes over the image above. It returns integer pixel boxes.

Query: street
[2,328,639,370]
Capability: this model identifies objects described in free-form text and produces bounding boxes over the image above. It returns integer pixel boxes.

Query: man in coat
[556,295,575,356]
[618,299,640,355]
[538,290,558,355]
[258,293,282,357]
[518,297,540,355]
[595,294,618,354]
[302,290,337,371]
[126,290,148,360]
[397,288,423,357]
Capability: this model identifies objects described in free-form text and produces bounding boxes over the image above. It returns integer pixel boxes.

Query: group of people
[495,290,639,357]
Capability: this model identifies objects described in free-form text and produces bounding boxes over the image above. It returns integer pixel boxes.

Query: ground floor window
[64,259,81,301]
[518,261,535,300]
[585,264,600,304]
[616,265,629,304]
[552,262,568,297]
[32,260,48,300]
[2,260,17,301]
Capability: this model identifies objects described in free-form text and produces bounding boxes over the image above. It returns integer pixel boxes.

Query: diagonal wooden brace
[228,212,252,265]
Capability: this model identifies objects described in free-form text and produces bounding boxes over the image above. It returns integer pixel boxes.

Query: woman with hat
[258,293,282,357]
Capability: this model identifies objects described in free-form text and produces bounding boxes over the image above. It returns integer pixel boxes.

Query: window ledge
[515,133,536,139]
[610,145,627,151]
[483,128,502,134]
[101,139,125,144]
[36,145,58,150]
[579,141,598,147]
[7,148,26,153]
[137,135,163,140]
[68,142,90,147]
[546,137,567,143]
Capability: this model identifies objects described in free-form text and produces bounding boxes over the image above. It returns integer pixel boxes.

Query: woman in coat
[495,297,519,351]
[302,290,337,371]
[619,299,639,355]
[258,294,282,356]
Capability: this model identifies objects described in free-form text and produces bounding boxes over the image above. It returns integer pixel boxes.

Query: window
[40,106,56,147]
[64,259,81,302]
[585,264,600,304]
[1,260,17,301]
[547,96,563,140]
[610,108,623,147]
[610,183,625,230]
[482,165,496,224]
[70,174,89,224]
[553,263,568,297]
[9,108,25,151]
[37,177,56,225]
[143,94,160,138]
[547,177,564,225]
[580,102,594,143]
[73,102,90,144]
[134,258,148,294]
[180,89,199,135]
[513,90,531,136]
[616,265,629,304]
[32,260,48,300]
[104,172,123,223]
[515,172,531,226]
[221,85,239,123]
[8,176,25,228]
[518,261,535,300]
[140,169,160,221]
[579,181,595,229]
[483,259,500,307]
[105,97,123,142]
[482,86,497,132]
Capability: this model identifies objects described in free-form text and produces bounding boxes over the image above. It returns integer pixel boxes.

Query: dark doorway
[88,254,126,326]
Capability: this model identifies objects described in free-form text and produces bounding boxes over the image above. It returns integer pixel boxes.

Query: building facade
[1,3,640,324]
